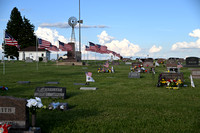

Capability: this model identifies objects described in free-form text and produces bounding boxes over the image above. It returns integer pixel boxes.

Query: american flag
[104,62,109,68]
[86,72,92,77]
[47,45,59,51]
[100,46,107,53]
[85,45,90,51]
[59,41,73,51]
[4,32,20,49]
[38,38,51,49]
[177,64,183,68]
[89,42,98,52]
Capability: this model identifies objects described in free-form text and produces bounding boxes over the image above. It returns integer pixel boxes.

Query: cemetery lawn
[1,61,200,133]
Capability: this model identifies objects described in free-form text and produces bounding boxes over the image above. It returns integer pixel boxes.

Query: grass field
[1,61,200,133]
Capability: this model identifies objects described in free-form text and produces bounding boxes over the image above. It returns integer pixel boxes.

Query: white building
[19,46,50,61]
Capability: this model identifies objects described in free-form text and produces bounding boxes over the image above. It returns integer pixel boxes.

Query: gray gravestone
[128,72,140,78]
[185,57,199,67]
[191,69,200,79]
[25,57,33,63]
[80,87,97,90]
[143,61,154,67]
[34,86,66,99]
[0,96,29,130]
[46,82,59,84]
[125,62,132,65]
[17,81,31,84]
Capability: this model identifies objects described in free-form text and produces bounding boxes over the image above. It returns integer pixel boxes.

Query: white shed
[19,46,50,61]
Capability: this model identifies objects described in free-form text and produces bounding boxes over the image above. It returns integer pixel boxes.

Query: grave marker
[185,57,199,67]
[34,86,66,99]
[0,96,29,130]
[128,72,140,78]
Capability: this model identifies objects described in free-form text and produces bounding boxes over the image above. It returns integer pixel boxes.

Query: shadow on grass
[37,108,102,133]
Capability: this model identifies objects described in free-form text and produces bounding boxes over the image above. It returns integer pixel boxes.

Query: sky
[0,0,200,60]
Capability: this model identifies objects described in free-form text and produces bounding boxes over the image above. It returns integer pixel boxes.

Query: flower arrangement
[0,86,8,91]
[26,97,43,114]
[159,78,183,89]
[0,123,12,133]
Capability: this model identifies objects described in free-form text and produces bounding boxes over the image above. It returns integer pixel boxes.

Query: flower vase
[31,113,36,127]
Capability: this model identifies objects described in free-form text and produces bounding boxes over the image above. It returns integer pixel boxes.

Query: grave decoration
[0,123,12,133]
[48,102,68,111]
[85,72,95,85]
[130,64,145,73]
[157,73,184,89]
[0,86,8,91]
[26,97,43,127]
[97,62,114,73]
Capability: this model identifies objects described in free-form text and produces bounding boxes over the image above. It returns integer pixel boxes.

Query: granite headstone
[34,86,66,99]
[0,96,29,130]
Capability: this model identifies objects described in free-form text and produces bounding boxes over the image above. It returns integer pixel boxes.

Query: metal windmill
[68,16,78,42]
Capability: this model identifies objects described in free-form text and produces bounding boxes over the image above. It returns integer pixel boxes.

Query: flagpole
[3,30,5,75]
[36,36,38,70]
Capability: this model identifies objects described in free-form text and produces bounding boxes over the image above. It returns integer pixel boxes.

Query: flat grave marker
[80,87,98,90]
[128,72,140,78]
[34,86,66,99]
[46,81,59,84]
[17,81,31,84]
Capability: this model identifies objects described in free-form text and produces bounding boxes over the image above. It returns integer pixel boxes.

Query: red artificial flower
[173,80,176,82]
[145,70,147,72]
[0,124,12,133]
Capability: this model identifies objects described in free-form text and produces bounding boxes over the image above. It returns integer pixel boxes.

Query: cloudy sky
[0,0,200,59]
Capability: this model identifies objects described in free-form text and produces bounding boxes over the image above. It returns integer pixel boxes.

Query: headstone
[125,62,132,65]
[42,57,47,63]
[74,83,86,85]
[17,81,31,84]
[185,57,199,67]
[46,81,59,84]
[191,69,200,79]
[51,59,56,62]
[132,62,141,67]
[158,72,184,81]
[0,96,29,130]
[25,57,33,63]
[166,59,177,67]
[167,67,179,73]
[128,72,140,78]
[80,87,97,90]
[34,86,66,99]
[143,61,154,67]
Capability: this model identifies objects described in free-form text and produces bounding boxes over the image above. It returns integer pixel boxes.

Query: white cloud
[149,45,162,53]
[97,31,115,44]
[39,23,108,29]
[97,31,141,57]
[35,27,69,48]
[171,29,200,51]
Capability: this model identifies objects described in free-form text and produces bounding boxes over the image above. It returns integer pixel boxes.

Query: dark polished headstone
[185,57,199,67]
[34,86,66,99]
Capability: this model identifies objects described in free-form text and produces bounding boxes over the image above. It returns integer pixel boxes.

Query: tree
[4,7,23,59]
[4,7,36,60]
[20,16,36,49]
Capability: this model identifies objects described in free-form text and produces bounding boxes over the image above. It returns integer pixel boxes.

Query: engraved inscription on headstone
[0,96,29,129]
[34,86,66,99]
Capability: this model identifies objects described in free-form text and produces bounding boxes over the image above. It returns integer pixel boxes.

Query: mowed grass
[1,61,200,133]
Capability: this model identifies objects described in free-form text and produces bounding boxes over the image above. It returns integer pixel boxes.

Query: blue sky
[0,0,200,59]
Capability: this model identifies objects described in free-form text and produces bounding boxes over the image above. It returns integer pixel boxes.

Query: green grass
[1,61,200,133]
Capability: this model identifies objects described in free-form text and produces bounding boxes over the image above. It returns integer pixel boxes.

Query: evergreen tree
[20,16,36,49]
[4,7,36,60]
[5,7,23,59]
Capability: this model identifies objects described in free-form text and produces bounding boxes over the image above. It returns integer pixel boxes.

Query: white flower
[35,97,41,102]
[60,105,64,110]
[37,102,43,108]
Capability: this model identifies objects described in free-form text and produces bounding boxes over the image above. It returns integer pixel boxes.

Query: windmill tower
[68,16,78,42]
